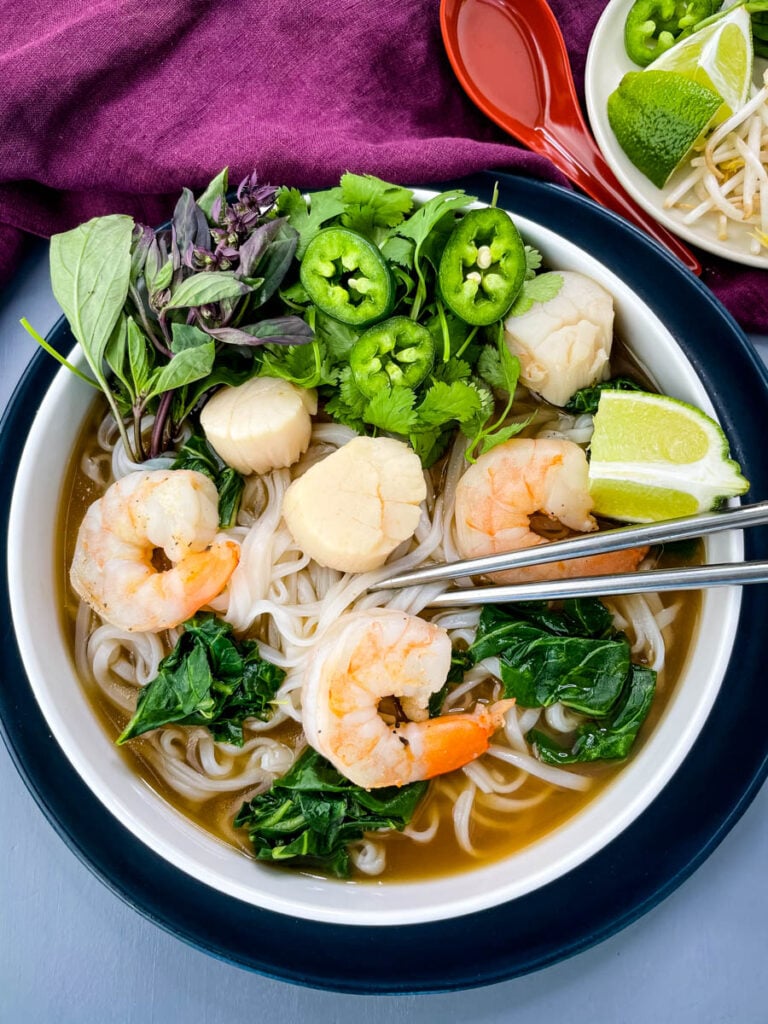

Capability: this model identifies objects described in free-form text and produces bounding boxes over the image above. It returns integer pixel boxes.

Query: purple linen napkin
[0,0,765,329]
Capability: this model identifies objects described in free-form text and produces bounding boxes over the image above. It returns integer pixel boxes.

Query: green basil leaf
[103,313,132,397]
[126,316,151,395]
[50,214,134,376]
[164,272,251,310]
[196,167,229,220]
[145,342,215,398]
[171,322,212,353]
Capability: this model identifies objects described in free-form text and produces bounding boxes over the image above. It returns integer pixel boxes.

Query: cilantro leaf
[387,191,475,319]
[524,244,543,279]
[509,271,564,317]
[415,380,483,427]
[314,311,360,364]
[339,173,414,242]
[363,386,417,434]
[476,418,529,456]
[477,344,520,394]
[260,338,336,389]
[380,234,416,269]
[276,186,345,257]
[324,366,369,430]
[433,357,472,383]
[408,426,453,467]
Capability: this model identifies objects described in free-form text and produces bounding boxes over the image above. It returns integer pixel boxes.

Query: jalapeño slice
[438,208,526,326]
[300,227,395,327]
[350,317,435,398]
[623,0,719,67]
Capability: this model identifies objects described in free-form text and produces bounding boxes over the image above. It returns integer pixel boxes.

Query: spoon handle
[541,128,702,276]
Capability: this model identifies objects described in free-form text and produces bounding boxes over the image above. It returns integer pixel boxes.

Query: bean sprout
[664,70,768,255]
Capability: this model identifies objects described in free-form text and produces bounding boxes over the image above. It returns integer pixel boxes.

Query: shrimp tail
[416,699,515,781]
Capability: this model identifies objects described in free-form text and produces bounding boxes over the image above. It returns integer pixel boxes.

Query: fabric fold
[0,0,764,327]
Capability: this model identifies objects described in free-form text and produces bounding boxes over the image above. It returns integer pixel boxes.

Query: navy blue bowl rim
[1,171,767,995]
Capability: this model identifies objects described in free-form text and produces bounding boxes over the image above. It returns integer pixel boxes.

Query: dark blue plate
[1,173,767,994]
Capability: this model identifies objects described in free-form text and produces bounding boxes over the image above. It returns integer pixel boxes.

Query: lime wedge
[588,390,749,522]
[607,70,721,188]
[648,5,753,116]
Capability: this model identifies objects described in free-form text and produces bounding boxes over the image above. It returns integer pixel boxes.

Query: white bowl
[586,0,768,269]
[7,191,743,926]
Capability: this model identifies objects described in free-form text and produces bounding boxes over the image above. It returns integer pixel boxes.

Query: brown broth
[60,367,703,884]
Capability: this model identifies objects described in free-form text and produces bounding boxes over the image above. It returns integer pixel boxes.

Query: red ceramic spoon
[440,0,702,276]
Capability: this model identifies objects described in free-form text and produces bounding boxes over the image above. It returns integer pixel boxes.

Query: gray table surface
[2,242,767,1024]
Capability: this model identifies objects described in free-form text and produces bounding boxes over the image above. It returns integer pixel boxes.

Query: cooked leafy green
[529,664,656,764]
[468,600,656,763]
[172,432,244,528]
[234,748,427,877]
[118,614,285,746]
[564,376,643,415]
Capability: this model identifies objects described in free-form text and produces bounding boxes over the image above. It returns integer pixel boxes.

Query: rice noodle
[72,399,685,878]
[453,781,480,856]
[350,839,386,876]
[402,802,440,843]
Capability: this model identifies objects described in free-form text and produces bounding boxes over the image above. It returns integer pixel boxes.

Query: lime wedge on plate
[648,4,753,116]
[588,390,749,522]
[607,70,721,187]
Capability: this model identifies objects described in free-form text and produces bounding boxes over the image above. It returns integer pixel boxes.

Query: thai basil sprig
[27,169,313,462]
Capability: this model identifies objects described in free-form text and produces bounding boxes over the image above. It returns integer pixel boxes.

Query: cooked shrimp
[302,609,513,789]
[504,271,614,407]
[454,438,646,583]
[70,469,240,632]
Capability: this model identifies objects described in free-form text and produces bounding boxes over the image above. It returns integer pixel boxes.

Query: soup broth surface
[60,358,702,884]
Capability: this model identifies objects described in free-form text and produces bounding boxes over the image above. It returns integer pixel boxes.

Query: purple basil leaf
[210,195,224,225]
[248,223,299,306]
[206,316,313,347]
[235,218,285,279]
[172,188,211,271]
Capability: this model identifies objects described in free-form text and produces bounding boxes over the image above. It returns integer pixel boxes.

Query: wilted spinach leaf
[564,377,643,415]
[469,600,630,715]
[234,748,427,877]
[529,664,656,764]
[468,600,656,764]
[118,614,284,746]
[172,432,244,528]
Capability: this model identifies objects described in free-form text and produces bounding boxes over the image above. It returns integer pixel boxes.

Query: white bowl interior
[585,0,768,269]
[7,193,743,925]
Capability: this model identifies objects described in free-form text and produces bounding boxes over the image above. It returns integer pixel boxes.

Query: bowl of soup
[4,179,747,930]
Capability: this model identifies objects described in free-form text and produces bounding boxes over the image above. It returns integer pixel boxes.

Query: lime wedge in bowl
[588,390,749,522]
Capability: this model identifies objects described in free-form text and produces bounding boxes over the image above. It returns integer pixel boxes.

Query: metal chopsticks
[423,561,768,606]
[368,500,768,604]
